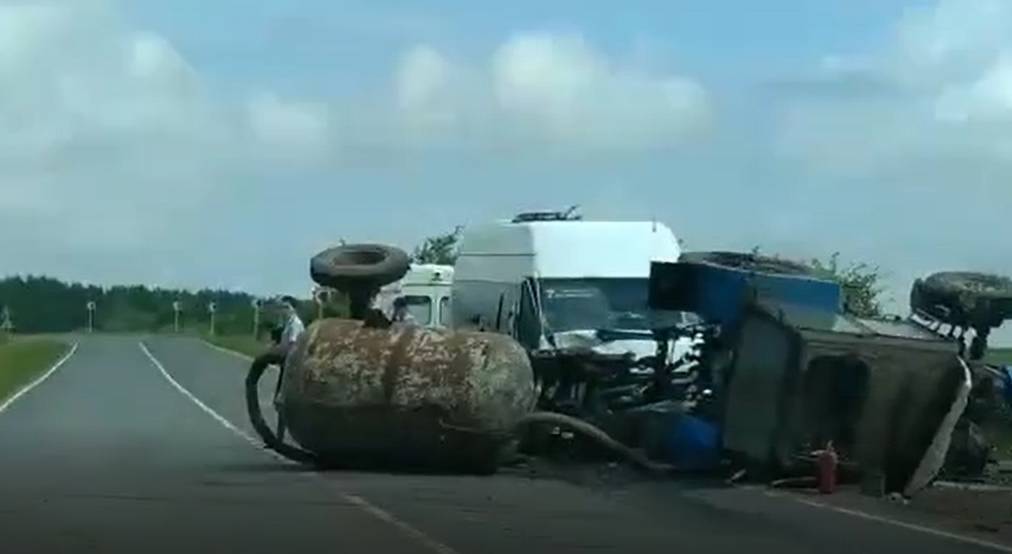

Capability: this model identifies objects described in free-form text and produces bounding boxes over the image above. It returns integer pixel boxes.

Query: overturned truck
[648,253,1012,494]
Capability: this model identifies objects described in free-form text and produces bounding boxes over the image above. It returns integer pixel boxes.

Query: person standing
[278,295,306,355]
[391,296,418,325]
[272,296,305,441]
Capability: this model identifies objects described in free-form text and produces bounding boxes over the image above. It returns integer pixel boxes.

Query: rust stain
[281,317,536,459]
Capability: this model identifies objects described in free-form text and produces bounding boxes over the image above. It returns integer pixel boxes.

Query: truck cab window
[404,295,432,325]
[438,297,450,327]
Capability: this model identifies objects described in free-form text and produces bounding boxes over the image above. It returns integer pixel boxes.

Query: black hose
[246,352,317,464]
[249,359,675,473]
[515,411,677,474]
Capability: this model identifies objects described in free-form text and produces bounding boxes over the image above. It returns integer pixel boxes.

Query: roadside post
[86,301,96,333]
[1,305,13,334]
[208,301,217,337]
[252,299,261,338]
[172,300,182,334]
[313,288,327,320]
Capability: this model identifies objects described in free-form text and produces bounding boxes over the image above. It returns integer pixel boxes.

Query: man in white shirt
[273,296,305,441]
[279,295,306,354]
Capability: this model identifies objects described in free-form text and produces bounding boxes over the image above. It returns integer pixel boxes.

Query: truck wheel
[310,244,411,290]
[910,272,1012,327]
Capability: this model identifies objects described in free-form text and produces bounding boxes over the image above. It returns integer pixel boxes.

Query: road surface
[0,335,1006,553]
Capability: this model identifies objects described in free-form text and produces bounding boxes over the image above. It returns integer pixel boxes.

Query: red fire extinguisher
[817,441,838,494]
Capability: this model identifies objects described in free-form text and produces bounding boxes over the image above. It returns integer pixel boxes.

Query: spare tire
[911,271,1012,328]
[311,244,410,291]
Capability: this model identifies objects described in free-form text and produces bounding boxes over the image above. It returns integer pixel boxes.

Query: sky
[2,0,1011,337]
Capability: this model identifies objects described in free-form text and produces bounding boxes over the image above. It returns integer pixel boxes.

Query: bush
[805,252,884,318]
[750,247,885,318]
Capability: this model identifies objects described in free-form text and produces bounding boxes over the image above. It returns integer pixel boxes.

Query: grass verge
[0,338,69,403]
[203,334,267,359]
[988,348,1012,366]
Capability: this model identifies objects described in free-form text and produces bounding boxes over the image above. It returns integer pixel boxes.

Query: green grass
[203,334,268,359]
[987,348,1012,366]
[0,338,69,403]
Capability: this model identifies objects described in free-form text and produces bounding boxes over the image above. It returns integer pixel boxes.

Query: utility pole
[86,301,96,333]
[252,299,261,338]
[172,300,182,334]
[208,301,217,337]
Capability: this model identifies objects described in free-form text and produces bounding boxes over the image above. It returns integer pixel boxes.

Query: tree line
[0,227,885,335]
[0,275,274,335]
[0,229,457,336]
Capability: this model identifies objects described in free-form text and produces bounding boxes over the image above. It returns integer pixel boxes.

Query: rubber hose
[248,359,674,473]
[516,411,677,474]
[245,354,317,464]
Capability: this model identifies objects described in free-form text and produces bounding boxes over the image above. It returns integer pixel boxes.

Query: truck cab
[451,211,690,357]
[376,264,454,327]
[450,211,700,414]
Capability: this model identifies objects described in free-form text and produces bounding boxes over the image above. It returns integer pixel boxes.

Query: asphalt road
[0,335,1006,553]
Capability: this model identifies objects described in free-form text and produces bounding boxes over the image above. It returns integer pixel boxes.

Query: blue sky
[2,0,1010,343]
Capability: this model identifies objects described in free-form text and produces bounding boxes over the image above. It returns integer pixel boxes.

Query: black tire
[310,244,410,290]
[910,271,1012,328]
[679,251,815,277]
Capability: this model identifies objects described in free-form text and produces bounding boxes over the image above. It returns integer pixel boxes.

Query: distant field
[989,348,1012,366]
[0,338,69,403]
[203,335,267,359]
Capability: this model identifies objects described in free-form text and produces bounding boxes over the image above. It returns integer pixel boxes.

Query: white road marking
[0,342,79,415]
[151,338,1012,554]
[200,339,253,361]
[746,485,1012,553]
[802,498,1012,554]
[140,342,257,444]
[138,341,460,554]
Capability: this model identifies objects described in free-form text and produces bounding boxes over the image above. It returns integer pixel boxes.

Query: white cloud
[246,92,332,159]
[390,32,711,153]
[0,1,326,288]
[395,45,459,140]
[491,33,709,150]
[0,3,708,292]
[776,0,1012,172]
[396,46,452,115]
[770,0,1012,321]
[935,55,1012,123]
[895,0,1012,76]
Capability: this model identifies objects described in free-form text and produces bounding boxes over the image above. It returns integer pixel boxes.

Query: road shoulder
[0,337,76,412]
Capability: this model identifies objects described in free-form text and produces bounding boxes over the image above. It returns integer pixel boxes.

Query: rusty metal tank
[277,318,536,473]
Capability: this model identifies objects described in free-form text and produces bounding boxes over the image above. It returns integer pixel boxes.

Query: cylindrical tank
[278,318,536,472]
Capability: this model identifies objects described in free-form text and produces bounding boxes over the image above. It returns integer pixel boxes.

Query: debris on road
[248,243,536,474]
[282,317,536,473]
[648,254,1012,496]
[246,236,1012,499]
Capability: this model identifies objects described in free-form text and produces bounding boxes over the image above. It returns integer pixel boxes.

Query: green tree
[748,248,885,318]
[0,275,270,334]
[804,252,884,318]
[412,226,463,265]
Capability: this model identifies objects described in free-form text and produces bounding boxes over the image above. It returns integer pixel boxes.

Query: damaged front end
[522,327,713,458]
